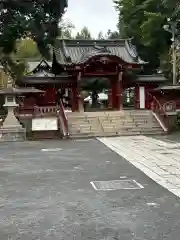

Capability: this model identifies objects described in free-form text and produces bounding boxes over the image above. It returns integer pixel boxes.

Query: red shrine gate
[19,40,167,113]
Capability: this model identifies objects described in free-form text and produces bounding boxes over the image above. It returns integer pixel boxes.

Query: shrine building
[20,39,167,112]
[15,38,173,139]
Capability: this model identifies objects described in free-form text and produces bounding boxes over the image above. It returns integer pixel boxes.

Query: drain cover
[41,148,62,152]
[90,180,144,190]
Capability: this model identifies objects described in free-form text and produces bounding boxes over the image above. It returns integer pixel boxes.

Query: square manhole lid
[90,179,144,191]
[41,148,62,152]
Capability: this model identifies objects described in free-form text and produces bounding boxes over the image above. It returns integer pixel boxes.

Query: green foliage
[82,78,109,91]
[0,52,27,84]
[0,1,67,84]
[97,32,105,40]
[114,0,172,73]
[0,0,67,56]
[176,112,180,129]
[75,27,92,40]
[59,20,75,39]
[106,30,120,39]
[16,38,40,59]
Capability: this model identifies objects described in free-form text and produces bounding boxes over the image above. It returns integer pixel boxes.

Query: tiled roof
[155,85,180,90]
[136,75,167,82]
[27,70,54,78]
[0,87,44,95]
[53,39,146,65]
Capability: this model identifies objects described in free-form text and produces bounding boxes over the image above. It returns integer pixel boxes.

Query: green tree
[16,38,40,59]
[75,27,92,40]
[106,29,120,39]
[59,20,75,39]
[82,78,109,108]
[97,31,105,40]
[0,0,67,55]
[0,52,27,85]
[0,0,67,84]
[114,0,171,72]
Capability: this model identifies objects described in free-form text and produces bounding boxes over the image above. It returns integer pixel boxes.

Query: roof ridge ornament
[125,39,138,60]
[93,45,110,53]
[62,40,72,63]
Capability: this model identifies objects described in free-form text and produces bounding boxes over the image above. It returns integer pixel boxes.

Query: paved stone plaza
[0,138,180,239]
[99,135,180,198]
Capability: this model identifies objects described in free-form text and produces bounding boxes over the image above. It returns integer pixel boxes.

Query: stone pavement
[99,135,180,198]
[0,139,180,239]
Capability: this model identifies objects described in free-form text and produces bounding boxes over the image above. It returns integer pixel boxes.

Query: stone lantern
[0,86,44,141]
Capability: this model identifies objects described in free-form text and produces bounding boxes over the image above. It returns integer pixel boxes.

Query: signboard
[32,117,58,131]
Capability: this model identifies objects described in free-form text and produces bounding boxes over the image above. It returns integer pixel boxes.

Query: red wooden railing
[34,106,57,116]
[58,99,69,138]
[148,92,169,131]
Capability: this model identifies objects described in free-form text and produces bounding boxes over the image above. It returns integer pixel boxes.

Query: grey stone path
[99,135,180,198]
[0,139,180,239]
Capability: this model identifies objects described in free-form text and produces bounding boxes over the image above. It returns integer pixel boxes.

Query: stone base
[0,127,26,141]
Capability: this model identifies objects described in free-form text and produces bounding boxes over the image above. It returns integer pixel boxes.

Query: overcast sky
[63,0,118,38]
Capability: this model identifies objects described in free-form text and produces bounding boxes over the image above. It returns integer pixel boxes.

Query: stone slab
[0,127,26,141]
[98,135,180,198]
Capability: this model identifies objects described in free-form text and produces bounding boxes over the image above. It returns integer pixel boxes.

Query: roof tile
[53,39,145,65]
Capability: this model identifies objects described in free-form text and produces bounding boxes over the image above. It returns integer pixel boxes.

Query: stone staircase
[67,110,165,138]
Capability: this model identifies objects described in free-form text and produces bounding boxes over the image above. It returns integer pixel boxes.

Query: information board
[32,118,58,131]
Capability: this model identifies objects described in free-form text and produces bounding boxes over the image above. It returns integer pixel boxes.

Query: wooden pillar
[71,72,82,112]
[115,72,123,110]
[77,72,84,112]
[108,78,113,109]
[135,85,140,109]
[111,78,117,109]
[145,86,153,109]
[71,83,77,112]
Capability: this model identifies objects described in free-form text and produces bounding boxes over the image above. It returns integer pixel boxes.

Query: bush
[176,112,180,129]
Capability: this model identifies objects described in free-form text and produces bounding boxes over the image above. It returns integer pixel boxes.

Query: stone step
[67,110,166,138]
[69,129,165,139]
[70,127,102,132]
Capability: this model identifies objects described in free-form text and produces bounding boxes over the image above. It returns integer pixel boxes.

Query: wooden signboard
[32,117,58,131]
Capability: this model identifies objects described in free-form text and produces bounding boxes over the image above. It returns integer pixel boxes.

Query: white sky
[63,0,118,38]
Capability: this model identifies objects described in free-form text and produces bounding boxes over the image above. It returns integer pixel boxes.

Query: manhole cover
[75,139,93,142]
[90,180,144,190]
[41,148,62,152]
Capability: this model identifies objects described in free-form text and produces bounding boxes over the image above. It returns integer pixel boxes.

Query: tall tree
[0,0,67,55]
[59,20,75,39]
[97,31,105,40]
[114,0,172,72]
[106,29,120,39]
[75,27,92,40]
[0,0,67,83]
[16,38,40,59]
[0,52,27,85]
